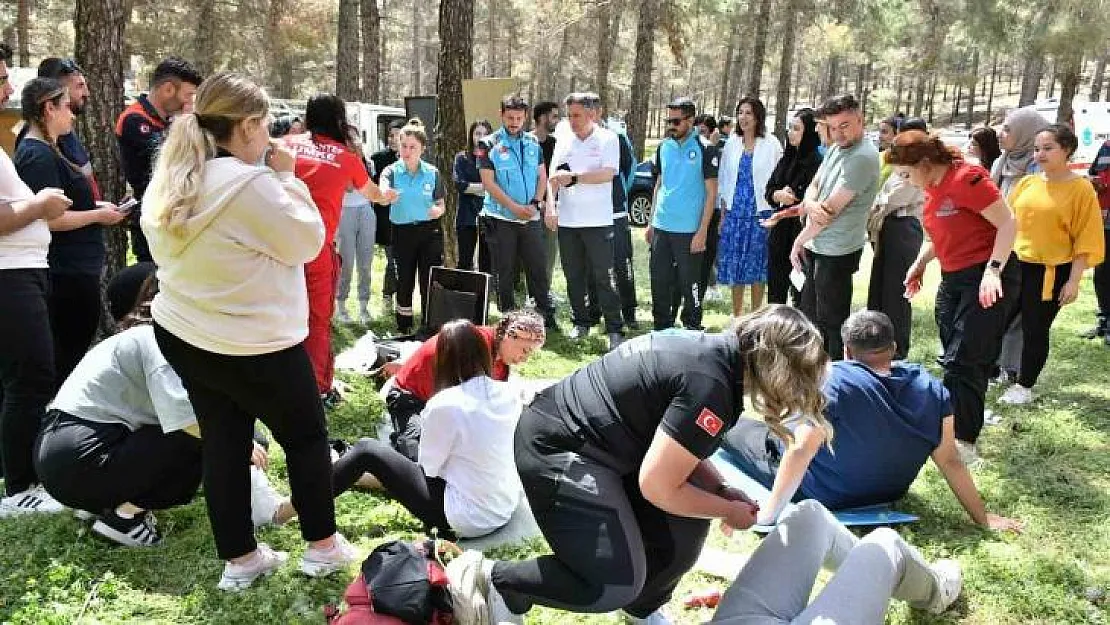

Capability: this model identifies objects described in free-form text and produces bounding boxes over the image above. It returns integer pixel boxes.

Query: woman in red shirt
[887,131,1018,462]
[285,94,397,405]
[386,310,546,460]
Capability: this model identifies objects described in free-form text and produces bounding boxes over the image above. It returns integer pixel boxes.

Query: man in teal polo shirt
[647,97,719,331]
[478,95,555,327]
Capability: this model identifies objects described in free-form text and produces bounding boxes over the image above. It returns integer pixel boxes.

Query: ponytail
[145,112,216,235]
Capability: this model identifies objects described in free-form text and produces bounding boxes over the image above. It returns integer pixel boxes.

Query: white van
[1032,99,1110,167]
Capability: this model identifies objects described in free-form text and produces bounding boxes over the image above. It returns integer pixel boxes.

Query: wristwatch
[987,259,1003,272]
[531,199,545,210]
[567,173,579,188]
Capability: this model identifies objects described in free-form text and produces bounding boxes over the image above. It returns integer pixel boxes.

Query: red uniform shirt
[394,326,509,401]
[922,161,1002,272]
[286,135,369,245]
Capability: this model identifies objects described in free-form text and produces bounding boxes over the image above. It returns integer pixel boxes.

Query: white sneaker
[925,559,963,614]
[623,608,674,624]
[249,466,284,528]
[999,383,1034,405]
[0,485,65,517]
[445,550,488,623]
[983,409,1002,426]
[300,533,360,577]
[955,440,980,467]
[217,543,288,591]
[334,302,350,323]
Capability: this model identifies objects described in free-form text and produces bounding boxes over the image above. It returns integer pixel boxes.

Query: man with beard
[532,101,561,290]
[115,57,203,262]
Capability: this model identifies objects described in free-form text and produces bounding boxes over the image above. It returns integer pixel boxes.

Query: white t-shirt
[418,376,523,538]
[0,147,48,270]
[50,325,197,434]
[550,124,620,228]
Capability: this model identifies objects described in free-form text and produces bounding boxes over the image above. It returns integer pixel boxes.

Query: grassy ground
[2,237,1108,624]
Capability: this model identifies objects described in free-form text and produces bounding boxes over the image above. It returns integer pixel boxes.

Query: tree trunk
[411,0,422,94]
[1057,53,1083,124]
[1018,14,1050,107]
[552,22,572,99]
[966,48,978,127]
[1091,51,1107,100]
[192,0,217,77]
[893,73,903,115]
[336,0,361,99]
[747,0,773,97]
[628,0,657,160]
[595,0,615,105]
[75,0,128,335]
[913,0,945,116]
[717,6,741,116]
[772,0,797,142]
[487,1,496,76]
[434,0,474,268]
[360,0,381,102]
[1046,59,1057,99]
[986,53,997,124]
[927,72,938,124]
[265,0,290,97]
[17,0,30,67]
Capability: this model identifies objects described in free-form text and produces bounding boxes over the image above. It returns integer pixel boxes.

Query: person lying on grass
[33,268,287,548]
[273,319,525,541]
[723,309,1023,531]
[381,310,545,460]
[708,499,964,623]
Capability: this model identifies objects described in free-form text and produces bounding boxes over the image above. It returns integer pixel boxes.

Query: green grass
[2,239,1108,624]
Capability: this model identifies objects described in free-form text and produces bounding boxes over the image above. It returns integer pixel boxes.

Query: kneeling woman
[472,305,831,624]
[290,320,524,540]
[34,271,280,548]
[385,309,545,460]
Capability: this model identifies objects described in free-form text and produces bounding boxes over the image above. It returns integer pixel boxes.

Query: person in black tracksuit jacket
[371,122,403,306]
[588,123,638,328]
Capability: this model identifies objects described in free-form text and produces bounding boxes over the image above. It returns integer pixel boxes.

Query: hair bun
[406,118,424,129]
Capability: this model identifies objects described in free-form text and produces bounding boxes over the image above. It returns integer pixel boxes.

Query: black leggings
[391,221,444,330]
[1094,229,1110,317]
[867,216,924,360]
[492,396,710,618]
[153,323,336,560]
[935,259,1019,443]
[48,272,102,389]
[1012,260,1072,388]
[766,215,802,305]
[0,269,54,495]
[332,437,452,539]
[35,410,202,512]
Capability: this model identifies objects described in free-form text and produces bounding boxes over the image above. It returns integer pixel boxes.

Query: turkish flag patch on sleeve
[695,407,724,437]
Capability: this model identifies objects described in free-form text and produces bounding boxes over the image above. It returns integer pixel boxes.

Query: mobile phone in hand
[116,197,138,215]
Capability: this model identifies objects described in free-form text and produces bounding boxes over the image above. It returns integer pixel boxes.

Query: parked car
[628,159,655,227]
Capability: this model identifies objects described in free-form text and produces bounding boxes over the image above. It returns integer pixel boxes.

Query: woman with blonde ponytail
[462,304,831,625]
[140,73,358,591]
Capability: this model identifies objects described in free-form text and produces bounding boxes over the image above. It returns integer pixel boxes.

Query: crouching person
[35,269,283,548]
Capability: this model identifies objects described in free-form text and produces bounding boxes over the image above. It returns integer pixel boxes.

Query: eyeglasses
[666,117,688,126]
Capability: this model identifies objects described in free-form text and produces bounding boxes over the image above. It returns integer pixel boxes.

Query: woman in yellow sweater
[998,124,1106,405]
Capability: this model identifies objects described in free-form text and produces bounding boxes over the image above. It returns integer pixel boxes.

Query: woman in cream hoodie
[140,73,357,591]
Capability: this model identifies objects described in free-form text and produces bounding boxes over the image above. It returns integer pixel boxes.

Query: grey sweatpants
[711,500,942,624]
[336,201,377,306]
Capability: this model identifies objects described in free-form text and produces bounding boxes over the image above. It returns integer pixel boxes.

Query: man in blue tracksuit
[587,100,639,329]
[478,95,555,327]
[648,97,719,331]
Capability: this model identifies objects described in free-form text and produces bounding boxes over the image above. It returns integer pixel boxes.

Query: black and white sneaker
[93,510,162,547]
[0,485,65,517]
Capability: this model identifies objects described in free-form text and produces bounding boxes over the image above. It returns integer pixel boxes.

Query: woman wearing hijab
[992,106,1050,384]
[761,108,823,305]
